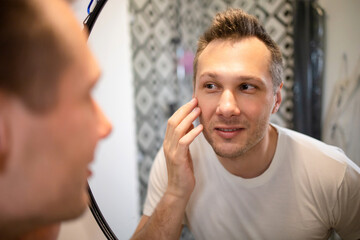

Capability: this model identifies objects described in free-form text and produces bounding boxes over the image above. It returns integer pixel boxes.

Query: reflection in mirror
[131,1,294,238]
[71,0,360,239]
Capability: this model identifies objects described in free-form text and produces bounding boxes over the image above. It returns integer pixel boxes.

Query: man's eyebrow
[198,72,264,83]
[237,75,263,82]
[198,72,217,80]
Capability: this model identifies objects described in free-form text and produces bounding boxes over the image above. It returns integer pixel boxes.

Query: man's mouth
[214,127,244,139]
[216,128,241,132]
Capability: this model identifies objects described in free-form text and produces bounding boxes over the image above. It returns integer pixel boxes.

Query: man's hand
[131,98,203,240]
[163,98,203,200]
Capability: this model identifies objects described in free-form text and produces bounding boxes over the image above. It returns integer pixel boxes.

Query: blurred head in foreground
[0,0,112,238]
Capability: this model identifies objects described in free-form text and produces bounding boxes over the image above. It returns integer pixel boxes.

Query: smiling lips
[215,127,244,139]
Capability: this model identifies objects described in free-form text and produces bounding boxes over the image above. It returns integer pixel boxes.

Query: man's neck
[0,220,33,240]
[217,124,278,178]
[0,201,43,240]
[0,222,60,240]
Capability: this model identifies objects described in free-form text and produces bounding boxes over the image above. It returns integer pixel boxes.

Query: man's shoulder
[274,124,347,159]
[273,124,354,178]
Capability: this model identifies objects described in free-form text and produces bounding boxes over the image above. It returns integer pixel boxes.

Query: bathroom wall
[319,0,360,166]
[319,0,360,117]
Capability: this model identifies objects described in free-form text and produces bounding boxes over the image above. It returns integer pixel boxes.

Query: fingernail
[191,98,196,104]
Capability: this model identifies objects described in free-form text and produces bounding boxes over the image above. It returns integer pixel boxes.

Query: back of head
[0,0,71,112]
[194,8,283,90]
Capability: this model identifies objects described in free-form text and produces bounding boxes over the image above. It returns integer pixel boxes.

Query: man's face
[5,0,112,222]
[194,37,281,159]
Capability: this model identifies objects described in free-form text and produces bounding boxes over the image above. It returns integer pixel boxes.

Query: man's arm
[131,98,203,240]
[333,163,360,239]
[132,193,186,240]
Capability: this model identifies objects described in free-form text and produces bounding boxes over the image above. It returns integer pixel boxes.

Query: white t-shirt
[143,125,360,240]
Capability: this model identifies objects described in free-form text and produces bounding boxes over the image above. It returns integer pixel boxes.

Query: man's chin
[210,141,248,158]
[60,191,89,221]
[77,190,90,216]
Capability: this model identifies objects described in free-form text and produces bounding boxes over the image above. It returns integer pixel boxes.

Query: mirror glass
[72,0,360,239]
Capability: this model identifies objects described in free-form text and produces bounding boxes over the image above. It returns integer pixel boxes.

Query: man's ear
[272,82,283,114]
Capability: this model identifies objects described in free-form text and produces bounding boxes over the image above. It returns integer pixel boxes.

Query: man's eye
[205,83,216,89]
[240,83,255,91]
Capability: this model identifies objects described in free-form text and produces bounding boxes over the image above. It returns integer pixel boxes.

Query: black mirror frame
[83,1,118,239]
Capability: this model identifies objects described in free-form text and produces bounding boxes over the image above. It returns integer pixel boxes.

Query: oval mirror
[80,0,139,239]
[69,0,360,239]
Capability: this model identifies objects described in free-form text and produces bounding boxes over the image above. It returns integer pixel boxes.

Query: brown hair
[0,0,71,112]
[193,8,283,91]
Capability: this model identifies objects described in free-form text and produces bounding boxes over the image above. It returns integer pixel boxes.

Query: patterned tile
[279,97,294,121]
[148,71,164,94]
[138,121,156,151]
[157,86,177,111]
[233,0,256,12]
[264,17,286,42]
[155,53,173,79]
[253,5,268,23]
[145,35,162,61]
[154,18,172,46]
[134,51,152,80]
[279,34,294,57]
[258,0,284,14]
[143,3,160,26]
[133,0,148,10]
[136,86,154,115]
[131,15,150,45]
[153,0,171,14]
[277,2,293,24]
[139,156,154,184]
[207,1,228,18]
[283,67,294,90]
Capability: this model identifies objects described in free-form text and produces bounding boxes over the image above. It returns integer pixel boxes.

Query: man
[0,0,112,239]
[132,8,360,240]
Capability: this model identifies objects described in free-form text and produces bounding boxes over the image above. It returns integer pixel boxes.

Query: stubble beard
[200,115,269,160]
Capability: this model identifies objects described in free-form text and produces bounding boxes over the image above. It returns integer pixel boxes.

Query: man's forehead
[205,37,268,51]
[198,38,269,66]
[195,37,272,84]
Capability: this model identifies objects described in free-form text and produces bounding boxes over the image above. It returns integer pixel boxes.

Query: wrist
[164,188,193,205]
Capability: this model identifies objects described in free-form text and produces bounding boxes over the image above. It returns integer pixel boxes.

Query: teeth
[219,128,238,132]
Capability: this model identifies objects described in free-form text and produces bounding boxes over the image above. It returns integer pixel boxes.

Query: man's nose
[95,103,112,139]
[216,90,240,118]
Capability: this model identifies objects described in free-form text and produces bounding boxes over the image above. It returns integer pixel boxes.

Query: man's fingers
[186,124,195,134]
[173,107,201,140]
[178,124,203,150]
[167,98,198,128]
